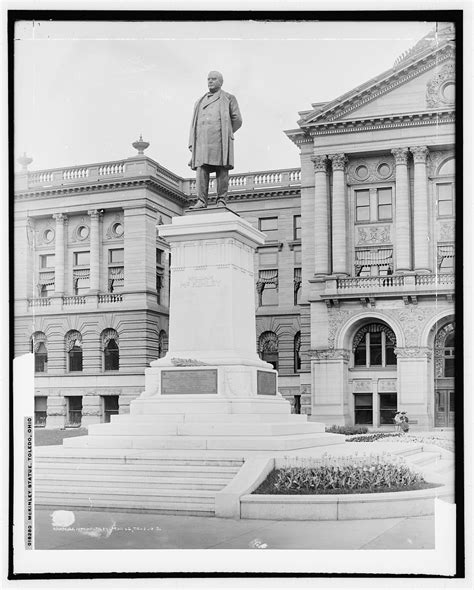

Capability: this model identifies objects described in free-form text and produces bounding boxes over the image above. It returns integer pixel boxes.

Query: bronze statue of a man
[188,71,242,209]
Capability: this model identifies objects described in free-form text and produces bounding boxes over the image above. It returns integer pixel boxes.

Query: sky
[14,19,436,177]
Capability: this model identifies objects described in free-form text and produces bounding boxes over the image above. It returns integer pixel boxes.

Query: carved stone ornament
[310,348,350,361]
[171,358,209,366]
[352,379,372,392]
[328,153,347,172]
[327,309,351,349]
[70,216,89,243]
[311,155,328,173]
[426,61,455,108]
[105,213,124,240]
[394,347,432,359]
[378,379,397,392]
[410,146,429,164]
[427,150,453,177]
[391,147,409,166]
[439,222,455,242]
[347,157,395,184]
[357,225,391,246]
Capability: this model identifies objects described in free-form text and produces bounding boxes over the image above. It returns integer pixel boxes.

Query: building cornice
[300,43,455,127]
[14,176,189,207]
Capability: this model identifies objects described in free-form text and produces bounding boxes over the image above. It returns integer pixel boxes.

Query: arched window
[294,331,301,372]
[158,330,168,358]
[353,323,397,368]
[101,329,119,371]
[258,331,279,370]
[31,332,48,373]
[66,330,83,372]
[434,322,455,378]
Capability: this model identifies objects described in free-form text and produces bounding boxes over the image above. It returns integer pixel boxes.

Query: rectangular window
[40,254,55,268]
[258,270,278,306]
[377,188,392,220]
[74,251,90,266]
[67,396,82,427]
[259,217,278,240]
[40,283,55,298]
[379,393,397,425]
[109,248,124,264]
[102,395,119,423]
[355,190,370,222]
[293,215,301,240]
[438,244,455,273]
[354,393,373,425]
[74,276,90,295]
[437,183,454,217]
[156,248,163,266]
[34,396,47,427]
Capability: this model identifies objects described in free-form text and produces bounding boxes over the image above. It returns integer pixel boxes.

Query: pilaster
[52,213,67,295]
[88,209,102,293]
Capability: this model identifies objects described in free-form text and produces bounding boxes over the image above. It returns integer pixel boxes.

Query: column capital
[391,147,409,165]
[328,153,347,172]
[410,146,429,163]
[87,209,103,219]
[311,154,328,173]
[52,212,68,223]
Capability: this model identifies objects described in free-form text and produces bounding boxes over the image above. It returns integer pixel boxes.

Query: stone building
[14,24,456,430]
[286,22,456,429]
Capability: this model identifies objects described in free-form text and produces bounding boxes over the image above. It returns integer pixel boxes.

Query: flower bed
[253,453,440,495]
[325,424,368,435]
[346,431,455,452]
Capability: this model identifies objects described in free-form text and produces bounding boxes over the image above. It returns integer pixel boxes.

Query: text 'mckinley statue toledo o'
[188,71,242,209]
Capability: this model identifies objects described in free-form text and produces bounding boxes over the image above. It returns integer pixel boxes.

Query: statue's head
[207,71,223,93]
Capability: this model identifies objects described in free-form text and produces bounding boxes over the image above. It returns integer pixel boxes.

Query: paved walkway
[35,508,434,550]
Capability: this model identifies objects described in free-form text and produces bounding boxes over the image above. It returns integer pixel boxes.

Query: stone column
[52,213,67,294]
[88,209,101,293]
[329,153,348,275]
[410,146,430,272]
[391,148,411,272]
[311,155,329,276]
[311,349,351,424]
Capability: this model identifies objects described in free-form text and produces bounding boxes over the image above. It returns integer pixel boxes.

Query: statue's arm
[229,95,243,133]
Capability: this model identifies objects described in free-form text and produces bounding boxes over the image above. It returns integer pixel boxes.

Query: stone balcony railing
[28,293,124,309]
[187,168,301,194]
[16,156,186,194]
[322,273,454,302]
[16,155,302,197]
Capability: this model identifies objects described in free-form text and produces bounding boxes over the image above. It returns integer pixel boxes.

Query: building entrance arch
[434,321,455,427]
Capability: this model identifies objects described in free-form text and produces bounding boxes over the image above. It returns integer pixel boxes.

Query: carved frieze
[356,225,391,246]
[69,215,90,243]
[426,61,455,108]
[310,348,350,361]
[347,157,395,184]
[352,379,372,392]
[438,222,455,242]
[395,347,432,359]
[378,379,397,392]
[105,213,124,241]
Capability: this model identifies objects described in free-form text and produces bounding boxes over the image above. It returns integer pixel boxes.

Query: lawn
[34,427,88,446]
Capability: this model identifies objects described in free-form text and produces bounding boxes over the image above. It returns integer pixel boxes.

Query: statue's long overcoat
[188,90,242,171]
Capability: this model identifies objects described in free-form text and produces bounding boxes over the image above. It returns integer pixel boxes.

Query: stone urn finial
[132,134,150,155]
[18,152,33,171]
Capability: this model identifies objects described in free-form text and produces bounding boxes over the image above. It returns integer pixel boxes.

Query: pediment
[300,43,455,127]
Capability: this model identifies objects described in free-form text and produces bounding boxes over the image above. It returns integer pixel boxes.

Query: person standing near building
[188,71,242,208]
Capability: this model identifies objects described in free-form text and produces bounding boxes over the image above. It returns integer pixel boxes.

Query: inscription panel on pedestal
[161,370,218,395]
[257,371,277,395]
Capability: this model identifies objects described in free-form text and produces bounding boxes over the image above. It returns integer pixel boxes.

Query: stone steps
[110,413,309,424]
[36,472,233,490]
[87,421,325,437]
[34,453,244,515]
[62,432,342,451]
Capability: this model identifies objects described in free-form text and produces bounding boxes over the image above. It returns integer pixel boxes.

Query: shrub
[255,453,425,494]
[346,432,403,442]
[325,425,368,435]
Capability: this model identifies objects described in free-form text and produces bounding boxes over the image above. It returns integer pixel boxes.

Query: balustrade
[336,276,405,290]
[98,163,125,176]
[98,293,123,303]
[62,168,89,180]
[28,298,51,308]
[63,296,87,305]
